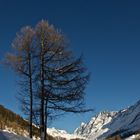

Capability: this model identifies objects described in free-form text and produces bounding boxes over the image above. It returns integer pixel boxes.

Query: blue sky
[0,0,140,133]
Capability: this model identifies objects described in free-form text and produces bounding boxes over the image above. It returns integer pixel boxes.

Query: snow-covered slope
[0,128,83,140]
[0,130,31,140]
[75,100,140,139]
[1,127,83,140]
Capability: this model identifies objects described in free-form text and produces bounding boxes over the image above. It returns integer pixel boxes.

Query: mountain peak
[75,100,140,139]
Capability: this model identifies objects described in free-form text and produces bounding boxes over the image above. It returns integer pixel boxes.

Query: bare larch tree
[6,20,91,140]
[34,20,91,140]
[6,26,35,138]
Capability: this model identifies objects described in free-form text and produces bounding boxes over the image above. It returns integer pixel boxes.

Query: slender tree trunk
[28,52,33,138]
[44,98,48,140]
[40,40,45,140]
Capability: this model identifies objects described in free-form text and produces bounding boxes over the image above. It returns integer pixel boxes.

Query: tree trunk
[40,40,45,140]
[44,99,48,140]
[28,52,33,138]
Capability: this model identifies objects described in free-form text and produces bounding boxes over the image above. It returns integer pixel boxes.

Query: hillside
[0,105,82,140]
[0,104,53,140]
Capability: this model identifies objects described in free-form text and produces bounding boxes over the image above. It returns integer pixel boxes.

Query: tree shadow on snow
[0,131,9,140]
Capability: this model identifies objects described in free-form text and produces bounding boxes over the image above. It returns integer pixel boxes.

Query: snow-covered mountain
[1,100,140,140]
[75,100,140,139]
[74,111,117,139]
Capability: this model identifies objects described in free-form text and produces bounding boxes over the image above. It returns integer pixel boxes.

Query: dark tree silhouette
[6,20,91,140]
[6,26,35,138]
[34,20,91,140]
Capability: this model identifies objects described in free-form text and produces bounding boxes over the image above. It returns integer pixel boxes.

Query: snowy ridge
[75,111,117,139]
[75,100,140,139]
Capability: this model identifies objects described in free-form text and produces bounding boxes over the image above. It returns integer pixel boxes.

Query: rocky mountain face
[75,111,117,139]
[74,100,140,139]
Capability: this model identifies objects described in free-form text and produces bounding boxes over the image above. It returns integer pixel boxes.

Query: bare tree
[34,20,91,140]
[6,20,91,140]
[6,26,35,138]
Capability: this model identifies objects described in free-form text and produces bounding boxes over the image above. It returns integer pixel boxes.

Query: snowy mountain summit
[75,100,140,139]
[75,111,117,139]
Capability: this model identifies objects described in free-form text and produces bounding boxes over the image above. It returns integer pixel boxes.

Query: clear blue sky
[0,0,140,133]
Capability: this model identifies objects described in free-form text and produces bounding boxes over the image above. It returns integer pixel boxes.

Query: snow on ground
[0,127,83,140]
[0,130,31,140]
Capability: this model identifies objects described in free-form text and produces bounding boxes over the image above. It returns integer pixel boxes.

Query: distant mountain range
[1,100,140,139]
